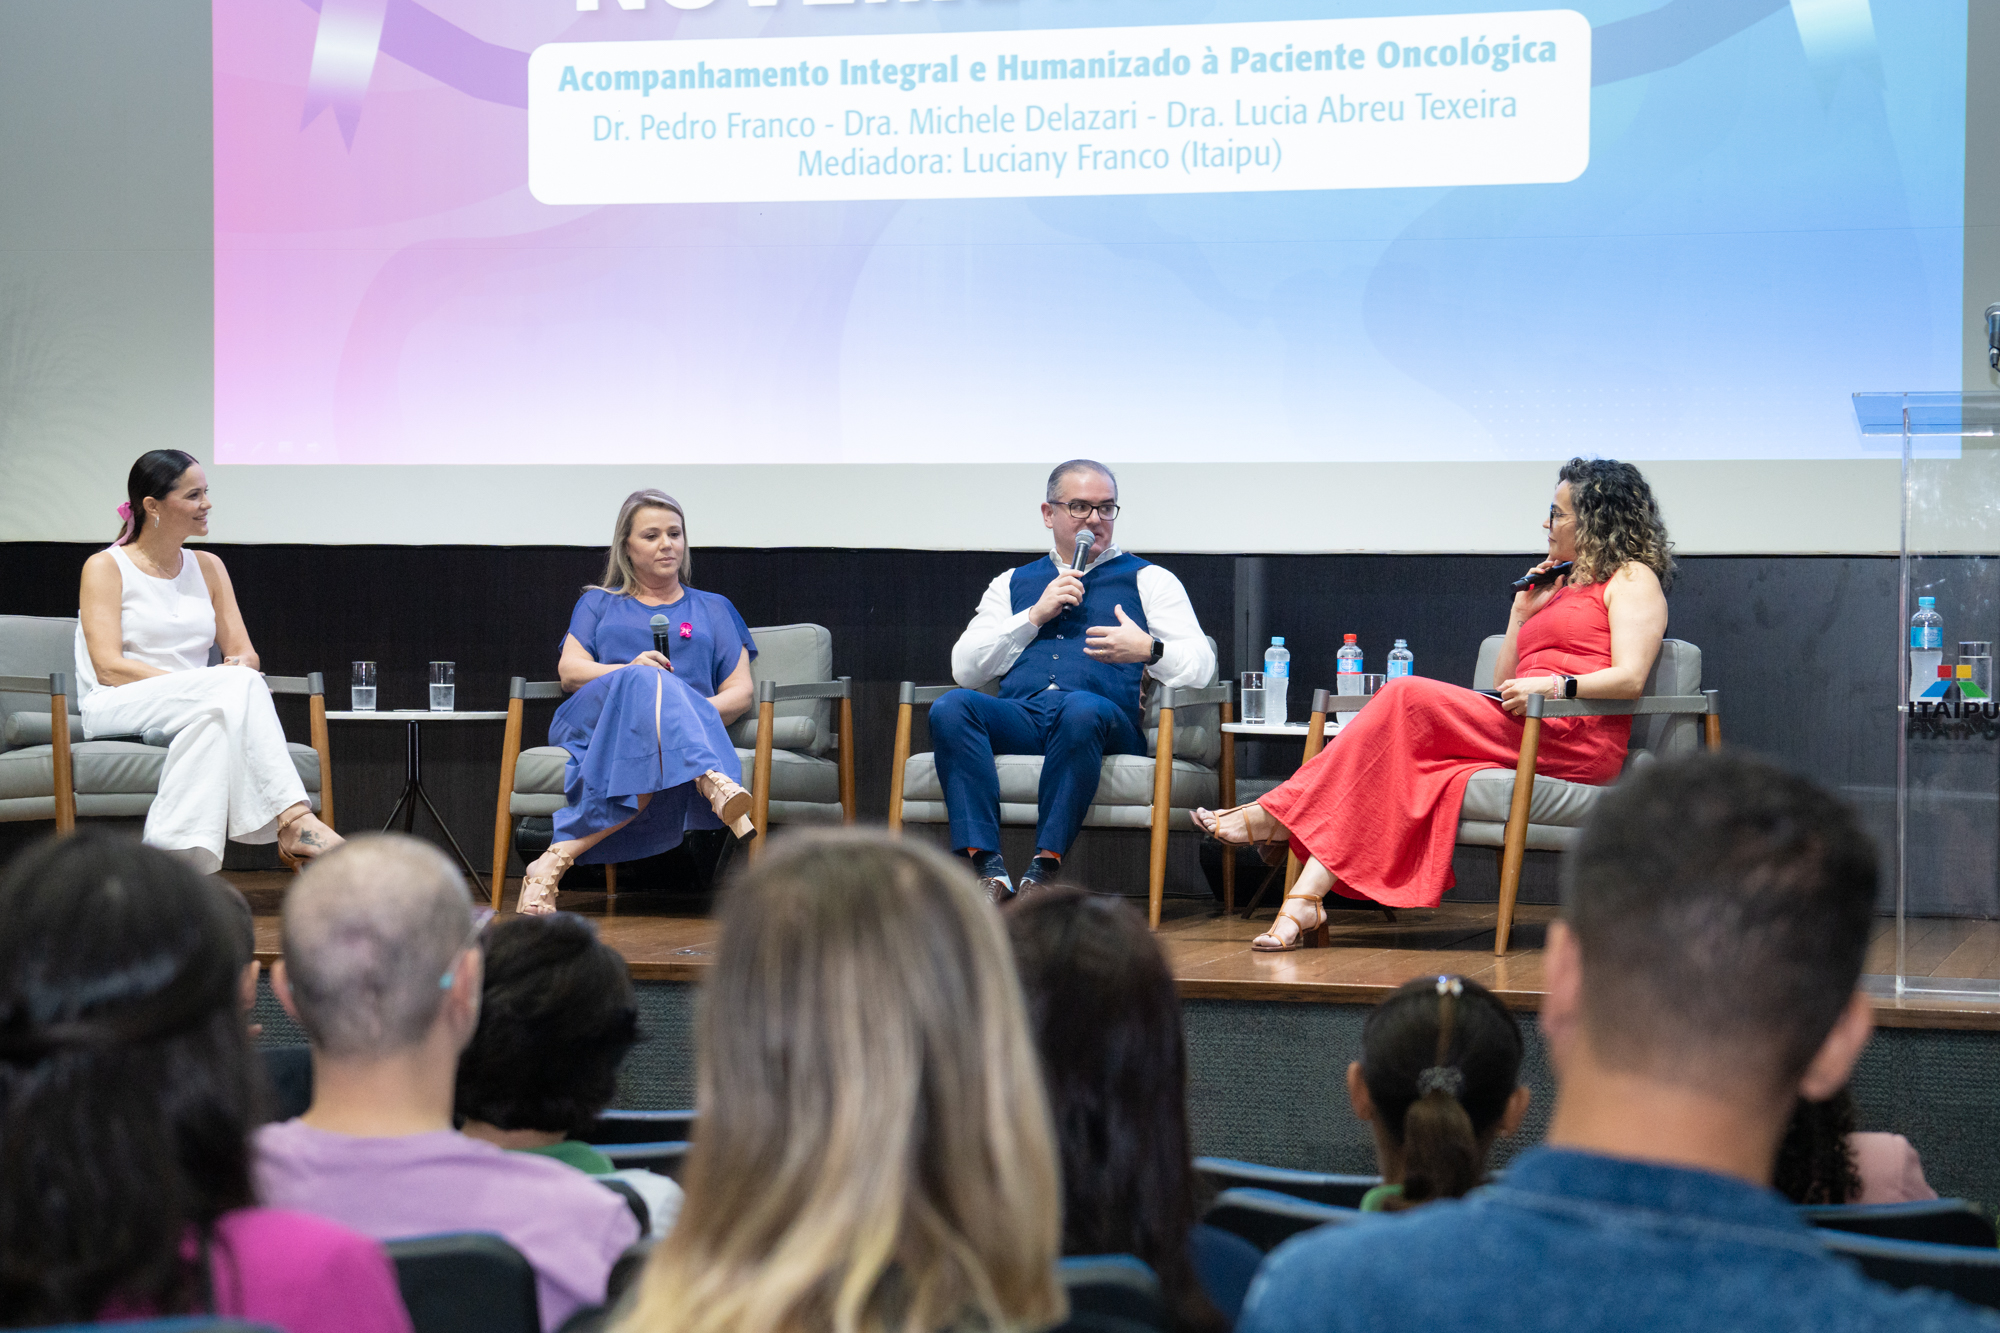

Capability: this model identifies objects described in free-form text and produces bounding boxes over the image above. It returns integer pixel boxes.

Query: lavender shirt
[255,1122,639,1332]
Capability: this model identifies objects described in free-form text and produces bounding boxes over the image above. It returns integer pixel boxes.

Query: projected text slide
[527,11,1590,204]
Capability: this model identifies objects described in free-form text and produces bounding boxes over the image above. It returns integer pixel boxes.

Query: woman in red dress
[1194,459,1674,951]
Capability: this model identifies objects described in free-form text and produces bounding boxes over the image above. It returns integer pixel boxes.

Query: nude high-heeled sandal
[1191,803,1289,866]
[519,846,573,916]
[695,770,757,841]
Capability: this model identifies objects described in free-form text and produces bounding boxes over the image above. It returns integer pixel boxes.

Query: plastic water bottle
[1264,636,1291,727]
[1336,633,1363,699]
[1387,639,1414,679]
[1910,596,1943,702]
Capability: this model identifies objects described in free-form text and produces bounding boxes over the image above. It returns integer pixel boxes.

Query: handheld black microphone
[1510,560,1573,592]
[649,613,672,658]
[1072,531,1093,573]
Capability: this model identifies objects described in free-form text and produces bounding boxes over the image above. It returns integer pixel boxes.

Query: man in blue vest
[933,460,1216,902]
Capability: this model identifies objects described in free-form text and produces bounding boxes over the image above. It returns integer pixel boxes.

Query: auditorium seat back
[1194,1156,1381,1210]
[585,1108,696,1144]
[1058,1254,1168,1333]
[1818,1230,2000,1311]
[1201,1187,1371,1253]
[385,1232,540,1333]
[1802,1199,1997,1249]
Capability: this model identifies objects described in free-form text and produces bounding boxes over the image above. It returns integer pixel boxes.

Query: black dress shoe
[981,876,1017,905]
[969,850,1014,905]
[1018,856,1063,894]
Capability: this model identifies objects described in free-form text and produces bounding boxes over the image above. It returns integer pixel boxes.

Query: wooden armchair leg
[1148,706,1176,929]
[1219,707,1235,915]
[50,681,75,836]
[1495,714,1544,955]
[749,697,776,864]
[887,700,913,835]
[605,863,618,899]
[309,688,334,833]
[491,697,524,912]
[838,692,857,825]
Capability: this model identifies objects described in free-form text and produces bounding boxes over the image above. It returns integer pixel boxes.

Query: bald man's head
[280,834,475,1058]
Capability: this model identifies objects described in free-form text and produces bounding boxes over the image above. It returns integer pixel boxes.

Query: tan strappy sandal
[1191,802,1289,866]
[1252,889,1328,953]
[518,846,574,916]
[695,770,757,841]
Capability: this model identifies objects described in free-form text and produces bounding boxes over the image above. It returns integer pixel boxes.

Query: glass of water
[428,661,456,713]
[350,661,377,712]
[1361,674,1387,695]
[1239,671,1266,726]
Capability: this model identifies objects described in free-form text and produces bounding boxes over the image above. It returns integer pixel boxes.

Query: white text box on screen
[527,12,1591,205]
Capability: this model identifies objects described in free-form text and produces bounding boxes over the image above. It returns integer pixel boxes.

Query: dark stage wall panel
[4,545,1899,896]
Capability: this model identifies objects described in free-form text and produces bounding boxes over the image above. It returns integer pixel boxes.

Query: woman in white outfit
[76,450,342,874]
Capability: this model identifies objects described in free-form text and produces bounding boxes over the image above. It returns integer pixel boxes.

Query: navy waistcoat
[1003,552,1152,729]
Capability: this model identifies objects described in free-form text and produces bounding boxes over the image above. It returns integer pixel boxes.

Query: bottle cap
[1343,633,1357,643]
[1394,639,1408,647]
[1271,637,1285,646]
[1920,597,1937,607]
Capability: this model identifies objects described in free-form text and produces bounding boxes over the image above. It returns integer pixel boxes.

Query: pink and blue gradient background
[215,0,1966,466]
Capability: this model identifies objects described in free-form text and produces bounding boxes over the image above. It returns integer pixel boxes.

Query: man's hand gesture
[1029,569,1086,627]
[1085,605,1155,664]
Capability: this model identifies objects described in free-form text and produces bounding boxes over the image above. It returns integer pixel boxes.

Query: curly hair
[454,913,640,1137]
[1558,458,1676,591]
[1772,1086,1862,1205]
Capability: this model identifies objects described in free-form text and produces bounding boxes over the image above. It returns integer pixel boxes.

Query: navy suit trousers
[928,687,1147,856]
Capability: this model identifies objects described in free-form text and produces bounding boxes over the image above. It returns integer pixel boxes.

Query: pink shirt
[103,1208,411,1333]
[1850,1131,1938,1205]
[255,1121,639,1332]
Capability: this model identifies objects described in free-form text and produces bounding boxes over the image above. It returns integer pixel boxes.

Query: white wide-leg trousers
[80,665,309,874]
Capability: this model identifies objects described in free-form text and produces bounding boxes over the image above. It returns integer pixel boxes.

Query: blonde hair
[615,832,1064,1333]
[593,490,689,595]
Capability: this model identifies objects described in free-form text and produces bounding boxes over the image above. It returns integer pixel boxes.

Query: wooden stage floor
[227,874,2000,1033]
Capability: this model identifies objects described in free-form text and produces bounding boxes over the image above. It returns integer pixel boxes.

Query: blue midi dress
[550,587,757,864]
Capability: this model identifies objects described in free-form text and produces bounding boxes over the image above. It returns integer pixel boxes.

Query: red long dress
[1259,581,1632,909]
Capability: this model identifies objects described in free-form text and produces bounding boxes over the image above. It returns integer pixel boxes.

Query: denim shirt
[1236,1147,2000,1333]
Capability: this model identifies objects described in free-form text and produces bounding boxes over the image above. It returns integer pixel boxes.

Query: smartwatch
[1148,635,1166,665]
[1562,675,1579,699]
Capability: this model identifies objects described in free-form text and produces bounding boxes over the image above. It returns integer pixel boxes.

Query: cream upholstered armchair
[886,637,1229,927]
[491,623,856,908]
[1457,634,1718,953]
[0,614,333,838]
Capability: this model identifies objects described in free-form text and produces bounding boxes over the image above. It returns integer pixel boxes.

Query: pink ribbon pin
[679,623,694,639]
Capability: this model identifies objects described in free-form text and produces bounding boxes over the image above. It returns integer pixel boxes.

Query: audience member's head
[276,833,478,1064]
[1773,1087,1862,1205]
[456,913,639,1140]
[1348,976,1529,1209]
[0,833,257,1324]
[1551,752,1878,1149]
[620,831,1063,1333]
[1006,888,1220,1333]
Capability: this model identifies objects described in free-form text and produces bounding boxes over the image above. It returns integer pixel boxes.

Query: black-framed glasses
[1548,505,1573,524]
[1060,500,1121,520]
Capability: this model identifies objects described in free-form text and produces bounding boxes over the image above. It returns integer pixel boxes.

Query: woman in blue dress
[519,490,758,915]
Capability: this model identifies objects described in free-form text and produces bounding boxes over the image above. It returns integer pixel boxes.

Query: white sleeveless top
[74,544,217,702]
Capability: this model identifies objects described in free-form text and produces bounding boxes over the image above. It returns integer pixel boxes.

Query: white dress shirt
[950,545,1215,693]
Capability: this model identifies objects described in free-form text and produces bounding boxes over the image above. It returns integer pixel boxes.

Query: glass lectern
[1853,392,2000,997]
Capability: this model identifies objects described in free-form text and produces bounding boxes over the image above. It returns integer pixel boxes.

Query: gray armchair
[0,614,332,837]
[490,623,855,908]
[1457,634,1718,952]
[886,637,1228,927]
